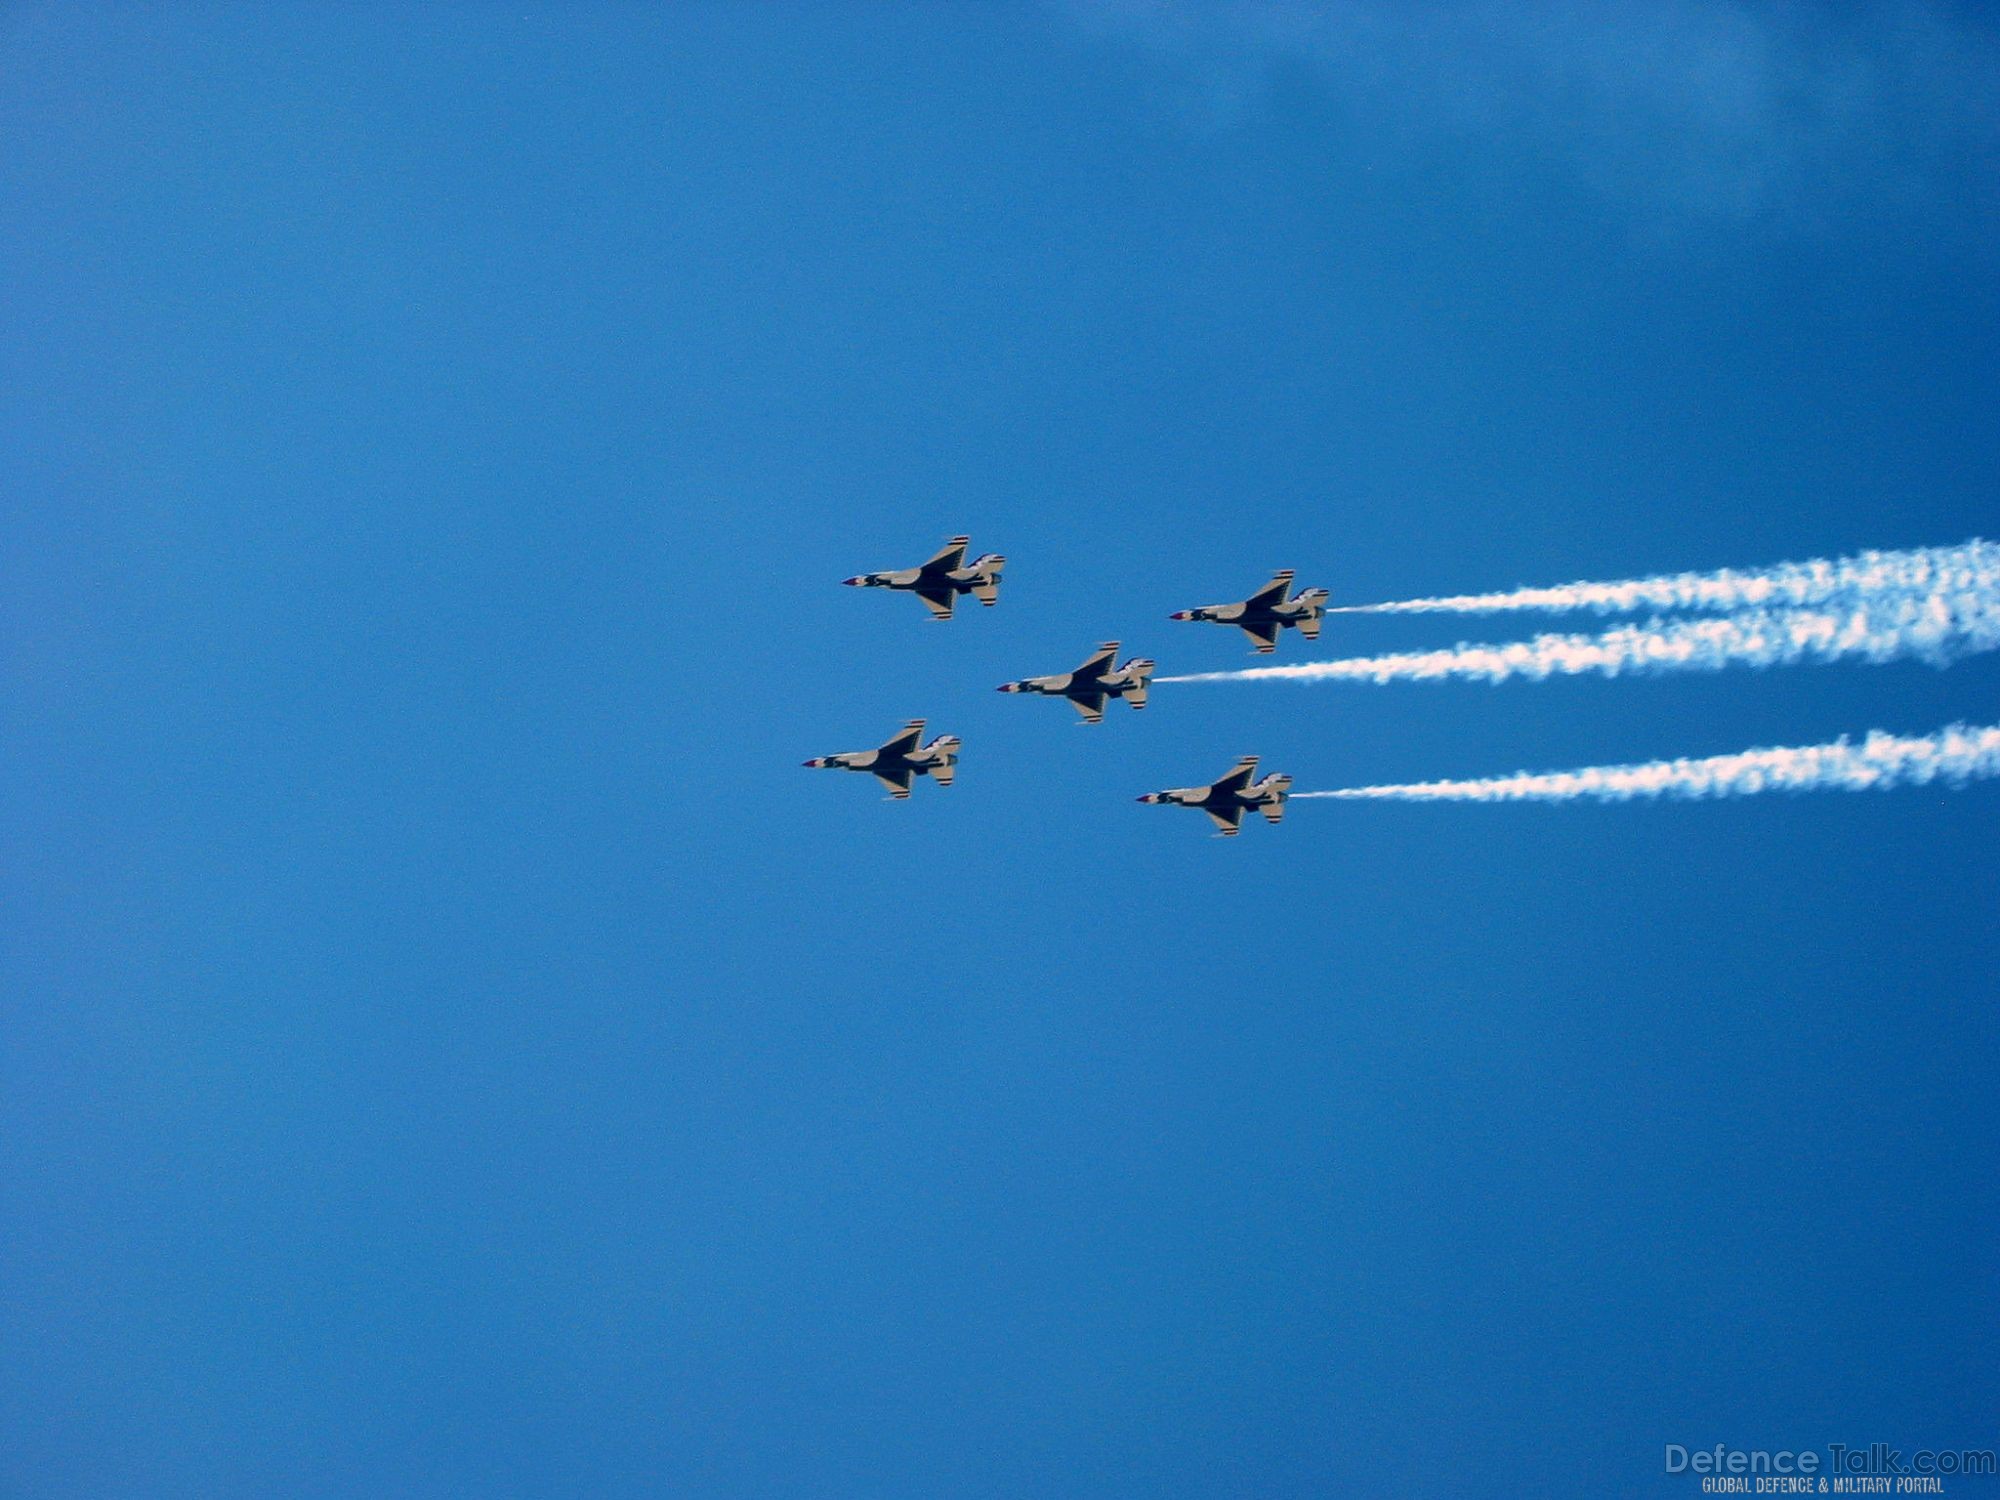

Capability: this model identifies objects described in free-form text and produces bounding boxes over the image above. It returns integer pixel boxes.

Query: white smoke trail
[1295,722,2000,804]
[1328,539,2000,618]
[1159,588,2000,686]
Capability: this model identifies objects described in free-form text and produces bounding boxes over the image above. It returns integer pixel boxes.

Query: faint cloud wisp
[1060,0,2000,232]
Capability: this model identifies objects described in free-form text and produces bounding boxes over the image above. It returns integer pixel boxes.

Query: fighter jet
[1169,569,1330,653]
[804,720,960,799]
[842,535,1006,620]
[996,642,1156,724]
[1137,756,1292,836]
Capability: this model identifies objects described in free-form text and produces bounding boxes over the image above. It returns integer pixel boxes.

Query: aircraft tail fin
[1260,774,1293,823]
[970,557,1004,607]
[1295,588,1329,640]
[1120,658,1155,710]
[926,736,961,785]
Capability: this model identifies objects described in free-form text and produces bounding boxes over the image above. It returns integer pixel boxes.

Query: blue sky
[4,4,1998,1495]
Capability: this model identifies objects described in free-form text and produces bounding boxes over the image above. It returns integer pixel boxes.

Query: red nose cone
[803,759,821,767]
[996,683,1015,692]
[842,576,864,586]
[1169,611,1190,620]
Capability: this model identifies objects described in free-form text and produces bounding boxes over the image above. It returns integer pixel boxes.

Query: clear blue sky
[5,5,1998,1495]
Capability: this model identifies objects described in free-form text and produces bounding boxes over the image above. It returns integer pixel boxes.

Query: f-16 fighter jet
[996,642,1156,724]
[1169,569,1330,653]
[843,535,1006,620]
[804,720,960,799]
[1137,756,1291,837]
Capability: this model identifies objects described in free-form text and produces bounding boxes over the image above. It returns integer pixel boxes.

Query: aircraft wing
[921,535,971,573]
[1239,620,1280,653]
[1210,756,1259,796]
[877,720,926,758]
[1242,569,1295,610]
[1068,692,1106,724]
[1205,805,1244,837]
[1071,642,1117,679]
[915,587,956,620]
[874,767,914,799]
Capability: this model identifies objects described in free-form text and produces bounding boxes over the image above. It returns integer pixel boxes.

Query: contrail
[1294,722,2000,804]
[1159,588,2000,686]
[1327,539,2000,618]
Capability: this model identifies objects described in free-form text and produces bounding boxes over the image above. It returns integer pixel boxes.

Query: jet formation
[820,535,1325,832]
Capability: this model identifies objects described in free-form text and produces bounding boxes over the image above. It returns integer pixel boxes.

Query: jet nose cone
[1169,610,1190,620]
[841,576,862,586]
[996,683,1016,693]
[803,758,823,768]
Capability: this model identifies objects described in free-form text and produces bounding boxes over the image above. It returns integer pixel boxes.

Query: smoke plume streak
[1294,723,2000,804]
[1328,540,2000,618]
[1160,589,2000,687]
